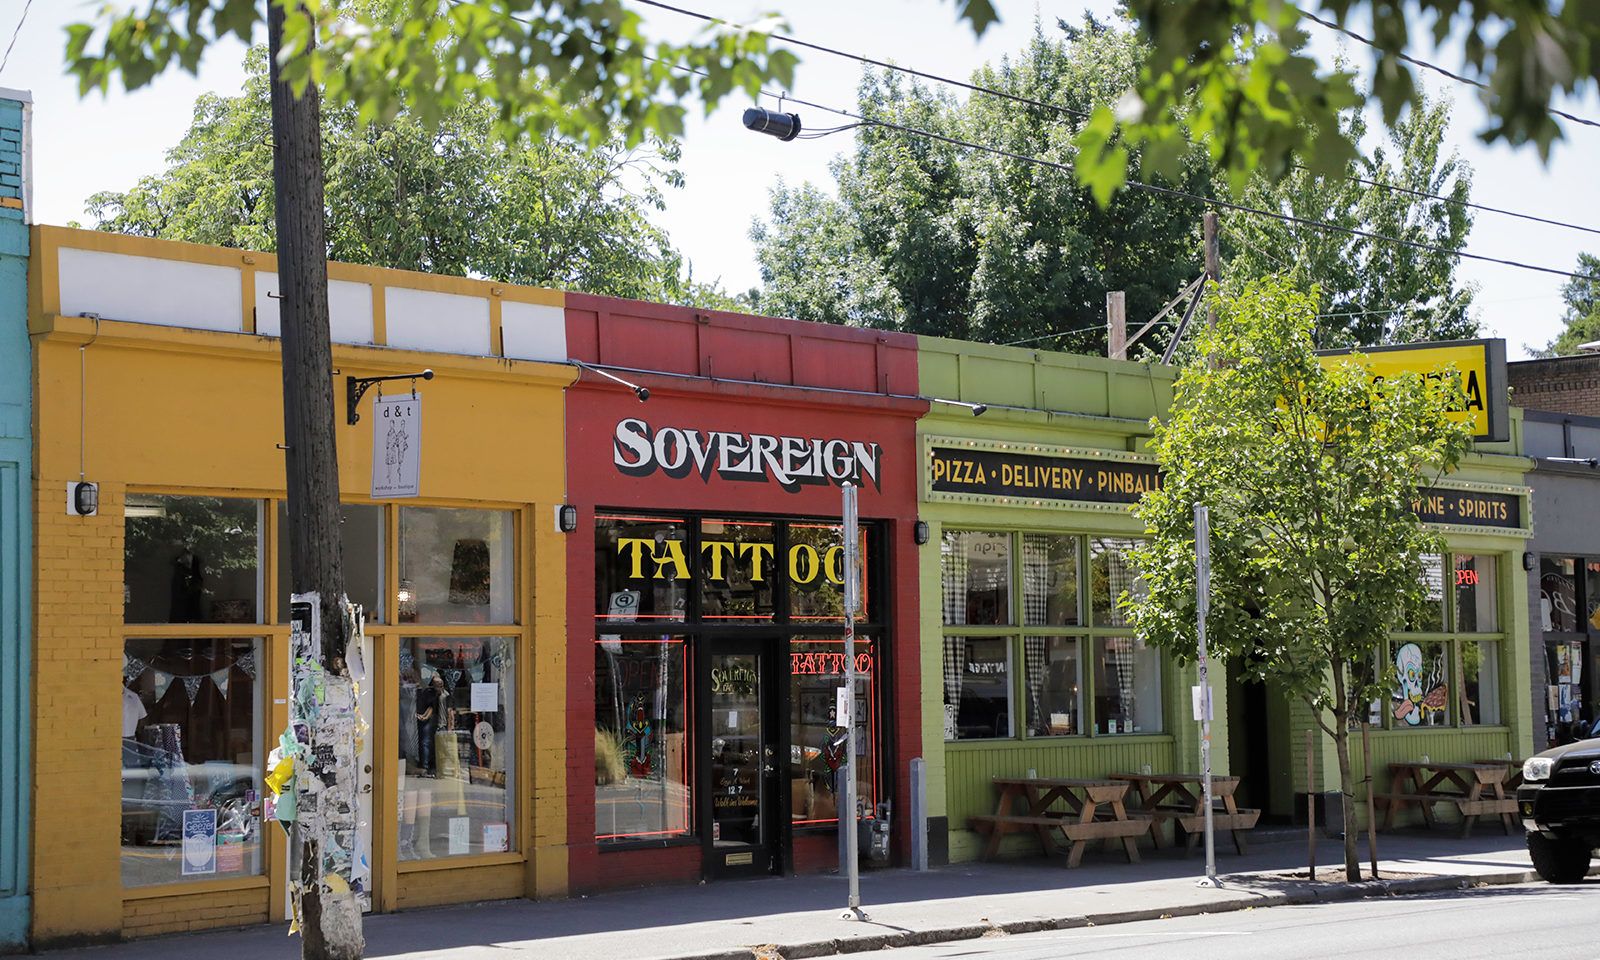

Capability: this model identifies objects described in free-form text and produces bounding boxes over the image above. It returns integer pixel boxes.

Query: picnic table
[1110,772,1260,856]
[969,777,1153,868]
[1376,760,1517,836]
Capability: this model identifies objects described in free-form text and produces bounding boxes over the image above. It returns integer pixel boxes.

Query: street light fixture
[743,107,802,141]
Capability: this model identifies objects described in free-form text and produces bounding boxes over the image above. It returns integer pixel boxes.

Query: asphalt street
[897,882,1600,960]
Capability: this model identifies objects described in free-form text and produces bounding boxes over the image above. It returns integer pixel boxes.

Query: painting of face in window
[1392,642,1447,726]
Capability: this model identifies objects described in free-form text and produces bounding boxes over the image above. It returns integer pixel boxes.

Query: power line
[632,0,1600,238]
[0,0,34,76]
[1293,6,1600,132]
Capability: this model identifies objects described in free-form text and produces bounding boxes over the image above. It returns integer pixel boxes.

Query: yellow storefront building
[28,227,573,945]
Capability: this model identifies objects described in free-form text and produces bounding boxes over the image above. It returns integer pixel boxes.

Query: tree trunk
[267,5,364,958]
[1333,720,1361,882]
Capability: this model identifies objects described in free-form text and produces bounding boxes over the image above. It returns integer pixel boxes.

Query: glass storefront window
[1023,534,1079,627]
[276,502,384,623]
[398,508,516,624]
[1089,537,1144,627]
[941,531,1011,625]
[1453,554,1498,633]
[1390,640,1450,727]
[1460,640,1502,726]
[1092,636,1163,734]
[593,637,692,842]
[121,638,263,887]
[1400,553,1447,632]
[125,495,262,624]
[942,636,1011,740]
[699,519,776,622]
[595,515,690,623]
[1587,561,1600,632]
[788,640,874,825]
[398,637,516,860]
[1024,636,1080,737]
[1540,558,1579,633]
[788,523,868,622]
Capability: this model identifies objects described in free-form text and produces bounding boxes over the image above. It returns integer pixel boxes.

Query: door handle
[762,763,776,775]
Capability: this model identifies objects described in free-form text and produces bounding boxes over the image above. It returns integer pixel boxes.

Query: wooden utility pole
[1106,291,1127,360]
[1202,210,1219,326]
[268,4,364,958]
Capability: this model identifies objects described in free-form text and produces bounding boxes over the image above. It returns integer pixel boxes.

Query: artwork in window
[1400,554,1447,632]
[699,519,776,621]
[593,637,691,842]
[1392,641,1449,726]
[1089,538,1145,627]
[1023,535,1080,627]
[941,531,1010,625]
[1453,554,1499,632]
[398,508,515,624]
[1025,636,1080,736]
[594,515,689,623]
[942,636,1011,739]
[788,640,875,825]
[1092,636,1163,734]
[124,495,262,624]
[120,638,263,887]
[1460,640,1501,726]
[398,637,515,860]
[1540,557,1579,633]
[276,503,384,623]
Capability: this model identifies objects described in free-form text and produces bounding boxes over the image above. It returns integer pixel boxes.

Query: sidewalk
[45,833,1564,960]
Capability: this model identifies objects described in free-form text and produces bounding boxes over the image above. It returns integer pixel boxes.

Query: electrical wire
[633,0,1600,237]
[1002,321,1128,347]
[1293,6,1600,132]
[0,0,34,76]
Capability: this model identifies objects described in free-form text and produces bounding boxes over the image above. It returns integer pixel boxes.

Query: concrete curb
[674,867,1571,960]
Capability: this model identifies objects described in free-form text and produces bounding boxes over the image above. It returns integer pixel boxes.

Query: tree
[82,47,729,306]
[1225,96,1480,348]
[750,17,1210,350]
[1537,254,1600,356]
[1077,1,1600,198]
[1125,275,1471,882]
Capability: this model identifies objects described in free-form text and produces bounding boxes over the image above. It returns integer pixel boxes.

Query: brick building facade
[1510,354,1600,417]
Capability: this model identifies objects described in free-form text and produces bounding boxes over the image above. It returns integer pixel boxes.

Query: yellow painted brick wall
[122,887,270,938]
[31,479,126,945]
[396,863,524,911]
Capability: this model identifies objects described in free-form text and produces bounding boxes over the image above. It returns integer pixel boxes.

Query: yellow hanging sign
[1317,339,1508,442]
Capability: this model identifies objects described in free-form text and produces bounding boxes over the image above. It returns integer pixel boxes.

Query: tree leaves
[1537,253,1600,356]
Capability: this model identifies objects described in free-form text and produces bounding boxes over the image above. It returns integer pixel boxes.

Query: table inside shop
[1110,772,1260,855]
[1377,760,1518,836]
[969,777,1152,868]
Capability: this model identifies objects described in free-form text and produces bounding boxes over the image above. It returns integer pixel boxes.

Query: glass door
[704,640,780,877]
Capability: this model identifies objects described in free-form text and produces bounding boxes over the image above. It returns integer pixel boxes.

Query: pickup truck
[1519,737,1600,883]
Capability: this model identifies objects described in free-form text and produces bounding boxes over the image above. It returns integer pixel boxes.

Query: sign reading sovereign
[929,446,1160,505]
[1316,338,1509,442]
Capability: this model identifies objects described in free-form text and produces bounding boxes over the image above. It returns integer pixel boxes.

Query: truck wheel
[1528,832,1592,884]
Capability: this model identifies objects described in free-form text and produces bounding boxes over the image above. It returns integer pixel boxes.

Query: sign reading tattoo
[613,417,882,492]
[1411,488,1521,528]
[929,446,1160,505]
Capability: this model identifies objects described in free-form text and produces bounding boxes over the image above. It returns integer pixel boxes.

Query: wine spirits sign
[612,417,883,492]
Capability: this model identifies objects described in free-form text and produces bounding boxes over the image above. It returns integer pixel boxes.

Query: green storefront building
[914,336,1536,864]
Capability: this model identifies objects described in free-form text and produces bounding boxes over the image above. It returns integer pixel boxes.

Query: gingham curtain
[1022,535,1048,626]
[941,533,968,625]
[1024,636,1048,734]
[943,637,966,709]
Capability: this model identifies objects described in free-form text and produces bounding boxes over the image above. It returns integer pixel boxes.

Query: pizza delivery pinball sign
[1317,338,1509,443]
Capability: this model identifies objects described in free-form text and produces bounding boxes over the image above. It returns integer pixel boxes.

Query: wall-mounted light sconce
[927,397,987,416]
[914,520,930,545]
[1522,551,1537,571]
[67,481,99,517]
[557,504,579,533]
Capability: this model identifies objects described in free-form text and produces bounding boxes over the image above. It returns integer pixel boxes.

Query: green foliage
[1124,275,1471,876]
[81,47,738,304]
[1224,97,1480,348]
[64,0,992,150]
[750,18,1209,350]
[1537,253,1600,357]
[1082,0,1600,198]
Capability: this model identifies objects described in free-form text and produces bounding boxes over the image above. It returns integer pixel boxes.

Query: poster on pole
[371,393,421,498]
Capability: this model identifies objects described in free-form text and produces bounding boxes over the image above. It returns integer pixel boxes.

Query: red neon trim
[596,514,690,524]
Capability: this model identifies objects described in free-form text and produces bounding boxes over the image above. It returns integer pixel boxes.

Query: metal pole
[1194,504,1218,887]
[1362,721,1379,881]
[840,483,865,919]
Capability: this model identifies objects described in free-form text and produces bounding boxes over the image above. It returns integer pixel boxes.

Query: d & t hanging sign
[371,389,422,499]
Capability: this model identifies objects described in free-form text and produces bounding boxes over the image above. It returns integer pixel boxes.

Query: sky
[4,0,1597,358]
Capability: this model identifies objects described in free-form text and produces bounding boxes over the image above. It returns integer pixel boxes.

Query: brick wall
[1509,356,1600,417]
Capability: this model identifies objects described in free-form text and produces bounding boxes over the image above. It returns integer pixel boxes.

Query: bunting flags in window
[182,675,205,705]
[150,670,175,703]
[211,668,231,700]
[236,651,257,680]
[123,655,148,685]
[442,669,463,692]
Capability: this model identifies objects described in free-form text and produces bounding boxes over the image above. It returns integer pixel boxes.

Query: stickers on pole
[371,392,421,498]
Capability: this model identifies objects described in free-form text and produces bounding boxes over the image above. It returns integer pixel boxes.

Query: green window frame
[1385,551,1507,730]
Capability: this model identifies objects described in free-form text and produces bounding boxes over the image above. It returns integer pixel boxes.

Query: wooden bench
[972,777,1154,867]
[1112,772,1260,855]
[1380,761,1518,836]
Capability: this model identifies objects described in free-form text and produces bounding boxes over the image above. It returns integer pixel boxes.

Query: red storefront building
[562,295,925,889]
